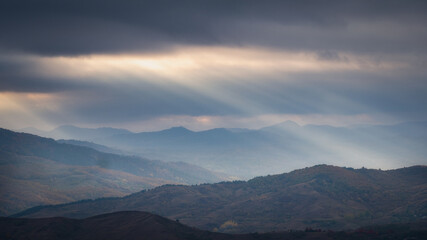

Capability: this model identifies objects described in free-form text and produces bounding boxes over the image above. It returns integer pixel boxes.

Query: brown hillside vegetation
[15,165,427,233]
[0,128,228,216]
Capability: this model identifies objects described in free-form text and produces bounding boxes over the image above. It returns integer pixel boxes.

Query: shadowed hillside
[0,128,229,216]
[2,211,427,240]
[14,165,427,233]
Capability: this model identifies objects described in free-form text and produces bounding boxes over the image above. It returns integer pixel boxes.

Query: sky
[1,0,427,132]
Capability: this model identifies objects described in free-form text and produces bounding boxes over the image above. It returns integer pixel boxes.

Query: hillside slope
[0,128,228,216]
[15,165,427,233]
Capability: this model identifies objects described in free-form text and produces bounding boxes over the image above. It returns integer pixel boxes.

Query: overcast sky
[1,0,426,131]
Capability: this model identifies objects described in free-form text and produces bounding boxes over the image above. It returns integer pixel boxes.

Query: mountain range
[19,125,132,142]
[14,165,427,233]
[21,121,427,178]
[0,128,228,216]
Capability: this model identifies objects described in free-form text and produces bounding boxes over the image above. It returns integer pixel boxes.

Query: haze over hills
[22,121,427,178]
[0,128,228,216]
[56,139,127,155]
[20,125,132,142]
[15,165,427,233]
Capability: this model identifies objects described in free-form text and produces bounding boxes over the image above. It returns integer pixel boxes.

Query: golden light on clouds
[0,93,23,111]
[31,46,405,86]
[0,46,417,131]
[0,92,58,111]
[0,92,62,130]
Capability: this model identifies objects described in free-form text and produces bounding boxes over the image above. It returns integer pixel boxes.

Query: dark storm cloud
[277,72,427,117]
[0,0,426,128]
[0,58,95,92]
[31,68,424,125]
[46,81,243,124]
[1,0,426,55]
[215,70,427,116]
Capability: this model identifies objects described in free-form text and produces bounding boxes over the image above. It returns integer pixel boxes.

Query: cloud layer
[1,0,427,55]
[0,0,426,130]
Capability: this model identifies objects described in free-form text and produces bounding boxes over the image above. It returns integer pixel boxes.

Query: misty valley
[1,123,426,239]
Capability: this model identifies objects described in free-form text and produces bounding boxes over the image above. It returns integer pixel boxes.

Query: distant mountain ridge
[15,165,427,233]
[0,128,229,216]
[20,125,132,141]
[20,121,427,178]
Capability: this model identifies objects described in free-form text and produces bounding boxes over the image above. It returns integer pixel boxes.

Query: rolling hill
[0,128,228,216]
[14,165,427,233]
[2,211,426,240]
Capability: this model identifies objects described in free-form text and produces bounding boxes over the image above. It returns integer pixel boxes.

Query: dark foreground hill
[15,165,427,233]
[2,211,427,240]
[0,128,228,216]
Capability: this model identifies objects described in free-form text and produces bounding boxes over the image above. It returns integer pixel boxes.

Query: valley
[0,128,228,216]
